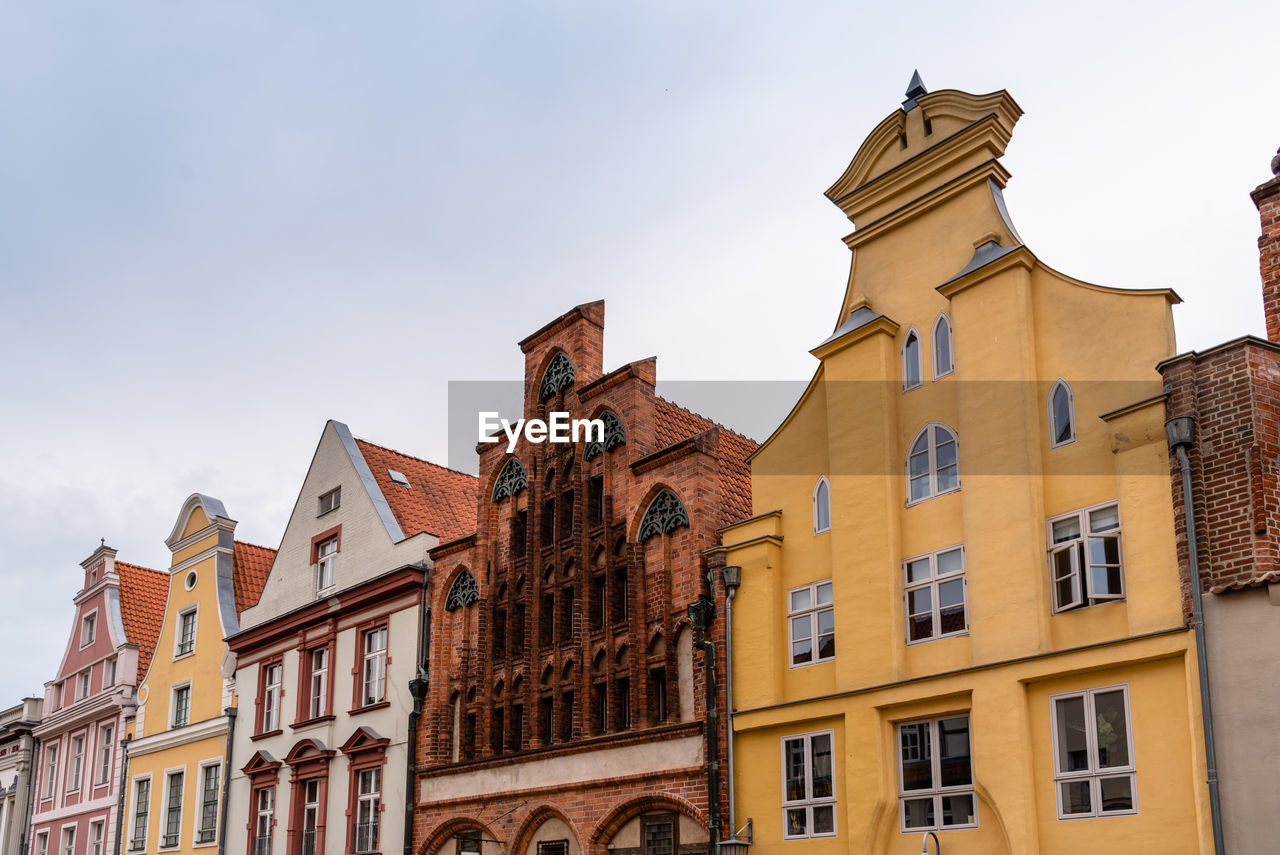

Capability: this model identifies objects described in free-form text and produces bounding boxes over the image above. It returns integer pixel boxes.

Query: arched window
[932,313,954,378]
[492,458,528,501]
[812,476,831,534]
[584,410,626,460]
[903,328,923,391]
[1049,380,1076,448]
[445,569,479,611]
[539,352,575,401]
[638,490,690,541]
[907,424,959,503]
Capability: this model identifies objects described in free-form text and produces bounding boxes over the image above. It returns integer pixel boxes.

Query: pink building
[29,545,166,855]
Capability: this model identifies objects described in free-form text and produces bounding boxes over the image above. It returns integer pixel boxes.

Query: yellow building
[122,495,273,855]
[716,78,1212,855]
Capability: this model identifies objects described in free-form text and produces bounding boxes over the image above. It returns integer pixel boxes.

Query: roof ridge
[655,396,760,447]
[114,560,166,576]
[234,540,277,554]
[353,436,479,481]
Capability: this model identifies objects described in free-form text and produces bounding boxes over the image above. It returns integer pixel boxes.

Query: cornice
[128,715,229,757]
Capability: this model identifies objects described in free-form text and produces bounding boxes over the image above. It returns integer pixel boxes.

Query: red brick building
[1157,150,1280,854]
[414,302,755,855]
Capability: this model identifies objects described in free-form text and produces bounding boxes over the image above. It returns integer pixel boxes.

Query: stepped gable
[232,541,276,616]
[355,438,479,543]
[115,560,168,682]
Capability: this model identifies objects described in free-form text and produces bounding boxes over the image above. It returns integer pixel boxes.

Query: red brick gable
[115,560,168,683]
[232,541,276,616]
[355,438,479,543]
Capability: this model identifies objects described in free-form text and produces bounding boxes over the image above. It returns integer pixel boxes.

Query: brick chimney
[1251,146,1280,341]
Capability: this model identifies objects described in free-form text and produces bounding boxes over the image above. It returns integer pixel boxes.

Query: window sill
[173,650,195,661]
[290,714,336,730]
[350,701,390,717]
[788,656,836,671]
[250,729,283,742]
[1051,598,1126,616]
[904,485,960,509]
[193,841,218,849]
[315,588,337,600]
[905,630,969,647]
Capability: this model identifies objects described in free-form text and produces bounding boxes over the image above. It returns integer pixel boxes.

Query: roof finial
[100,537,105,547]
[903,70,928,110]
[1271,146,1279,177]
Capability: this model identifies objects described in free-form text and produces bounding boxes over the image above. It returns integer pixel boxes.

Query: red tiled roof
[355,439,479,543]
[654,397,757,528]
[1210,570,1280,595]
[232,542,276,616]
[115,561,168,684]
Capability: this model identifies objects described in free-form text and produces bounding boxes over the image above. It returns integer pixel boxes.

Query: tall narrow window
[362,627,388,706]
[788,581,835,666]
[559,691,574,742]
[1049,379,1076,448]
[903,329,923,391]
[172,685,191,728]
[81,614,97,647]
[67,735,84,792]
[1049,502,1123,613]
[898,715,976,831]
[261,664,283,732]
[198,764,220,843]
[253,787,274,855]
[616,677,631,730]
[301,779,320,855]
[588,476,604,526]
[649,668,668,722]
[77,670,91,700]
[1052,685,1136,818]
[130,778,151,851]
[90,822,104,855]
[315,537,338,596]
[309,647,329,720]
[104,658,116,688]
[354,768,381,854]
[36,832,48,855]
[176,608,197,656]
[61,827,74,855]
[43,745,57,798]
[540,593,555,647]
[98,725,114,785]
[162,771,183,847]
[904,546,967,643]
[932,313,954,378]
[559,587,575,643]
[782,731,836,839]
[907,424,959,503]
[812,477,831,534]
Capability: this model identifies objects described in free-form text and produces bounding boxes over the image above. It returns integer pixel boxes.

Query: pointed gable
[354,439,478,543]
[115,561,169,682]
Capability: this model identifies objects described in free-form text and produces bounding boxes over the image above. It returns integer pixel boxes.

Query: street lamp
[719,819,752,855]
[920,830,940,855]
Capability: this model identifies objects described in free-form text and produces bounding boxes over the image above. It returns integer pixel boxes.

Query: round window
[184,571,198,591]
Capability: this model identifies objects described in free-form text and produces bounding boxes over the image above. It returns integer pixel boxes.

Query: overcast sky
[2,1,1277,698]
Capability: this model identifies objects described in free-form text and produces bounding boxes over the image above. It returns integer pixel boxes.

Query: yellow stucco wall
[722,86,1208,855]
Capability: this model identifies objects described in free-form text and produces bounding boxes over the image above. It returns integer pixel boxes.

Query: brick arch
[510,804,583,855]
[590,794,708,845]
[418,816,503,855]
[534,347,576,401]
[628,483,691,543]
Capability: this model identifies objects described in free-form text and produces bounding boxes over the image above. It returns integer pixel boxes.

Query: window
[130,778,151,850]
[613,564,629,623]
[559,587,574,643]
[36,832,48,855]
[308,647,329,720]
[812,476,831,534]
[1048,502,1123,613]
[898,715,976,831]
[67,735,84,792]
[615,677,631,730]
[176,608,197,657]
[173,684,192,728]
[98,725,114,785]
[907,423,959,504]
[361,627,387,706]
[588,475,604,526]
[61,827,74,855]
[456,831,481,855]
[42,745,57,798]
[492,706,507,755]
[77,670,91,700]
[198,763,220,843]
[902,329,923,390]
[261,664,283,733]
[541,498,555,541]
[932,313,954,378]
[904,546,967,643]
[353,768,380,854]
[649,668,667,722]
[782,731,836,839]
[1049,379,1076,448]
[253,787,274,855]
[301,779,320,855]
[104,657,116,688]
[162,771,184,848]
[788,581,834,667]
[539,841,569,855]
[90,821,104,855]
[559,691,574,742]
[318,487,340,516]
[589,574,606,631]
[81,613,97,647]
[641,815,678,855]
[590,682,607,734]
[315,537,337,596]
[540,593,555,647]
[1052,685,1136,818]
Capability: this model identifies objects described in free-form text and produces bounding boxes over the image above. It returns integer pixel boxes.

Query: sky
[1,1,1277,698]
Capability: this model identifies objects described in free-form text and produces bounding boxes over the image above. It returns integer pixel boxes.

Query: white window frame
[354,767,381,854]
[261,664,283,733]
[812,476,831,535]
[362,627,388,706]
[36,831,49,855]
[308,647,329,720]
[301,778,321,855]
[903,545,968,644]
[90,821,105,855]
[896,714,977,832]
[1050,684,1137,819]
[1048,378,1077,449]
[59,824,75,855]
[253,786,274,855]
[902,327,923,391]
[315,538,338,597]
[787,581,834,668]
[97,724,114,786]
[172,682,192,729]
[80,611,97,648]
[318,487,341,516]
[76,669,91,701]
[160,768,184,849]
[175,607,198,658]
[780,729,837,840]
[1047,501,1124,614]
[130,775,152,851]
[906,423,960,506]
[104,657,116,688]
[932,312,954,379]
[66,733,85,793]
[42,744,58,799]
[195,760,221,846]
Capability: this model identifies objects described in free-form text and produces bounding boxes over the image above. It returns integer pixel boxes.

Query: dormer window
[903,329,923,391]
[318,487,341,517]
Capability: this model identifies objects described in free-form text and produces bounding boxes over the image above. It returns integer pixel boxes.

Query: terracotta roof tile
[1210,570,1280,594]
[354,439,479,543]
[114,561,168,684]
[654,397,757,528]
[232,542,276,616]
